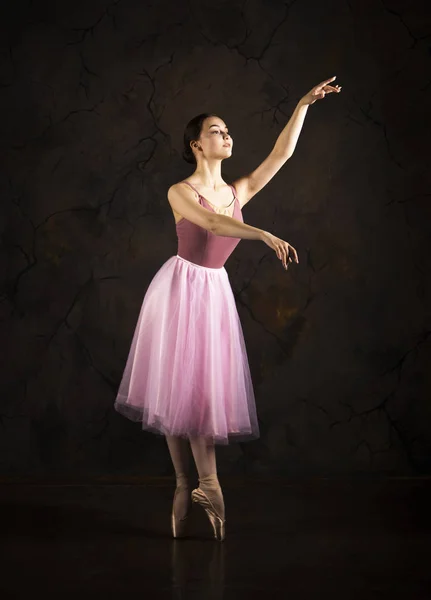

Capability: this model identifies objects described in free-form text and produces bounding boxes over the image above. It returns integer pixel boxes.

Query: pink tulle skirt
[114,254,260,445]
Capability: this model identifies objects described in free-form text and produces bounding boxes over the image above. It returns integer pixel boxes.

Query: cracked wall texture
[1,0,430,479]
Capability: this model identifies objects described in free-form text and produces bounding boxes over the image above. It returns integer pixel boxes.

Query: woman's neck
[191,161,224,190]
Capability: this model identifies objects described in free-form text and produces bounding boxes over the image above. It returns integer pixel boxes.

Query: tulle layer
[114,254,260,445]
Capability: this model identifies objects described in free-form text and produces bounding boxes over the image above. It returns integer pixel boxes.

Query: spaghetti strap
[229,183,237,200]
[182,180,200,196]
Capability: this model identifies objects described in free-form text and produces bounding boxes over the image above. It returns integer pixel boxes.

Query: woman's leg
[166,434,192,477]
[188,435,216,478]
[165,435,192,519]
[189,435,225,520]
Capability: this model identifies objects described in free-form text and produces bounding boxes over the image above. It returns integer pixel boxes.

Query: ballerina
[114,75,342,540]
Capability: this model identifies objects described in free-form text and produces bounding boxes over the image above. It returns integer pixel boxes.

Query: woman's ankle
[198,473,219,485]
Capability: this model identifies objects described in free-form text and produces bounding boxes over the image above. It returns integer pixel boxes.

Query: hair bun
[182,146,195,164]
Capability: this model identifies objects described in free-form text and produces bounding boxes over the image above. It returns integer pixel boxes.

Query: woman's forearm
[273,100,309,158]
[211,213,266,241]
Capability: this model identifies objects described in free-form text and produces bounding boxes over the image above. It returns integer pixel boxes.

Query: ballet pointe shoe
[171,473,191,539]
[191,473,226,541]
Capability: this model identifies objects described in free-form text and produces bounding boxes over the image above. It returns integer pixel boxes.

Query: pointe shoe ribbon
[191,486,226,541]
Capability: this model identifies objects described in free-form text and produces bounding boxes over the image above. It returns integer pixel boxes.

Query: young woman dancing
[114,76,342,541]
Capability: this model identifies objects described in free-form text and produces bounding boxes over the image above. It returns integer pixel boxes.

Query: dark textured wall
[1,0,430,480]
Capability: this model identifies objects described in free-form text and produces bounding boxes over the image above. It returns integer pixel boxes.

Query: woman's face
[194,117,233,161]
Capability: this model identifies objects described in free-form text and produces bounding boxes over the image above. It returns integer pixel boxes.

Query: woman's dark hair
[182,113,219,165]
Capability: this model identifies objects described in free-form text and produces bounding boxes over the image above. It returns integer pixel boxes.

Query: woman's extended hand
[261,232,299,271]
[301,76,342,106]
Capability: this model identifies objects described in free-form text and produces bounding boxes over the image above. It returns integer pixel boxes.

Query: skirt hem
[114,401,260,445]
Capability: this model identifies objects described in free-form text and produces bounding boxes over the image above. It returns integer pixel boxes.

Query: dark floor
[0,476,430,599]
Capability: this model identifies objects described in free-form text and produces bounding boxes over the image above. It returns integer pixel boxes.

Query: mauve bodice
[176,181,242,268]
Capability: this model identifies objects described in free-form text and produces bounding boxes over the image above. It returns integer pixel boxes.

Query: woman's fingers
[284,246,290,269]
[283,246,287,267]
[274,242,299,269]
[291,246,299,263]
[319,76,336,88]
